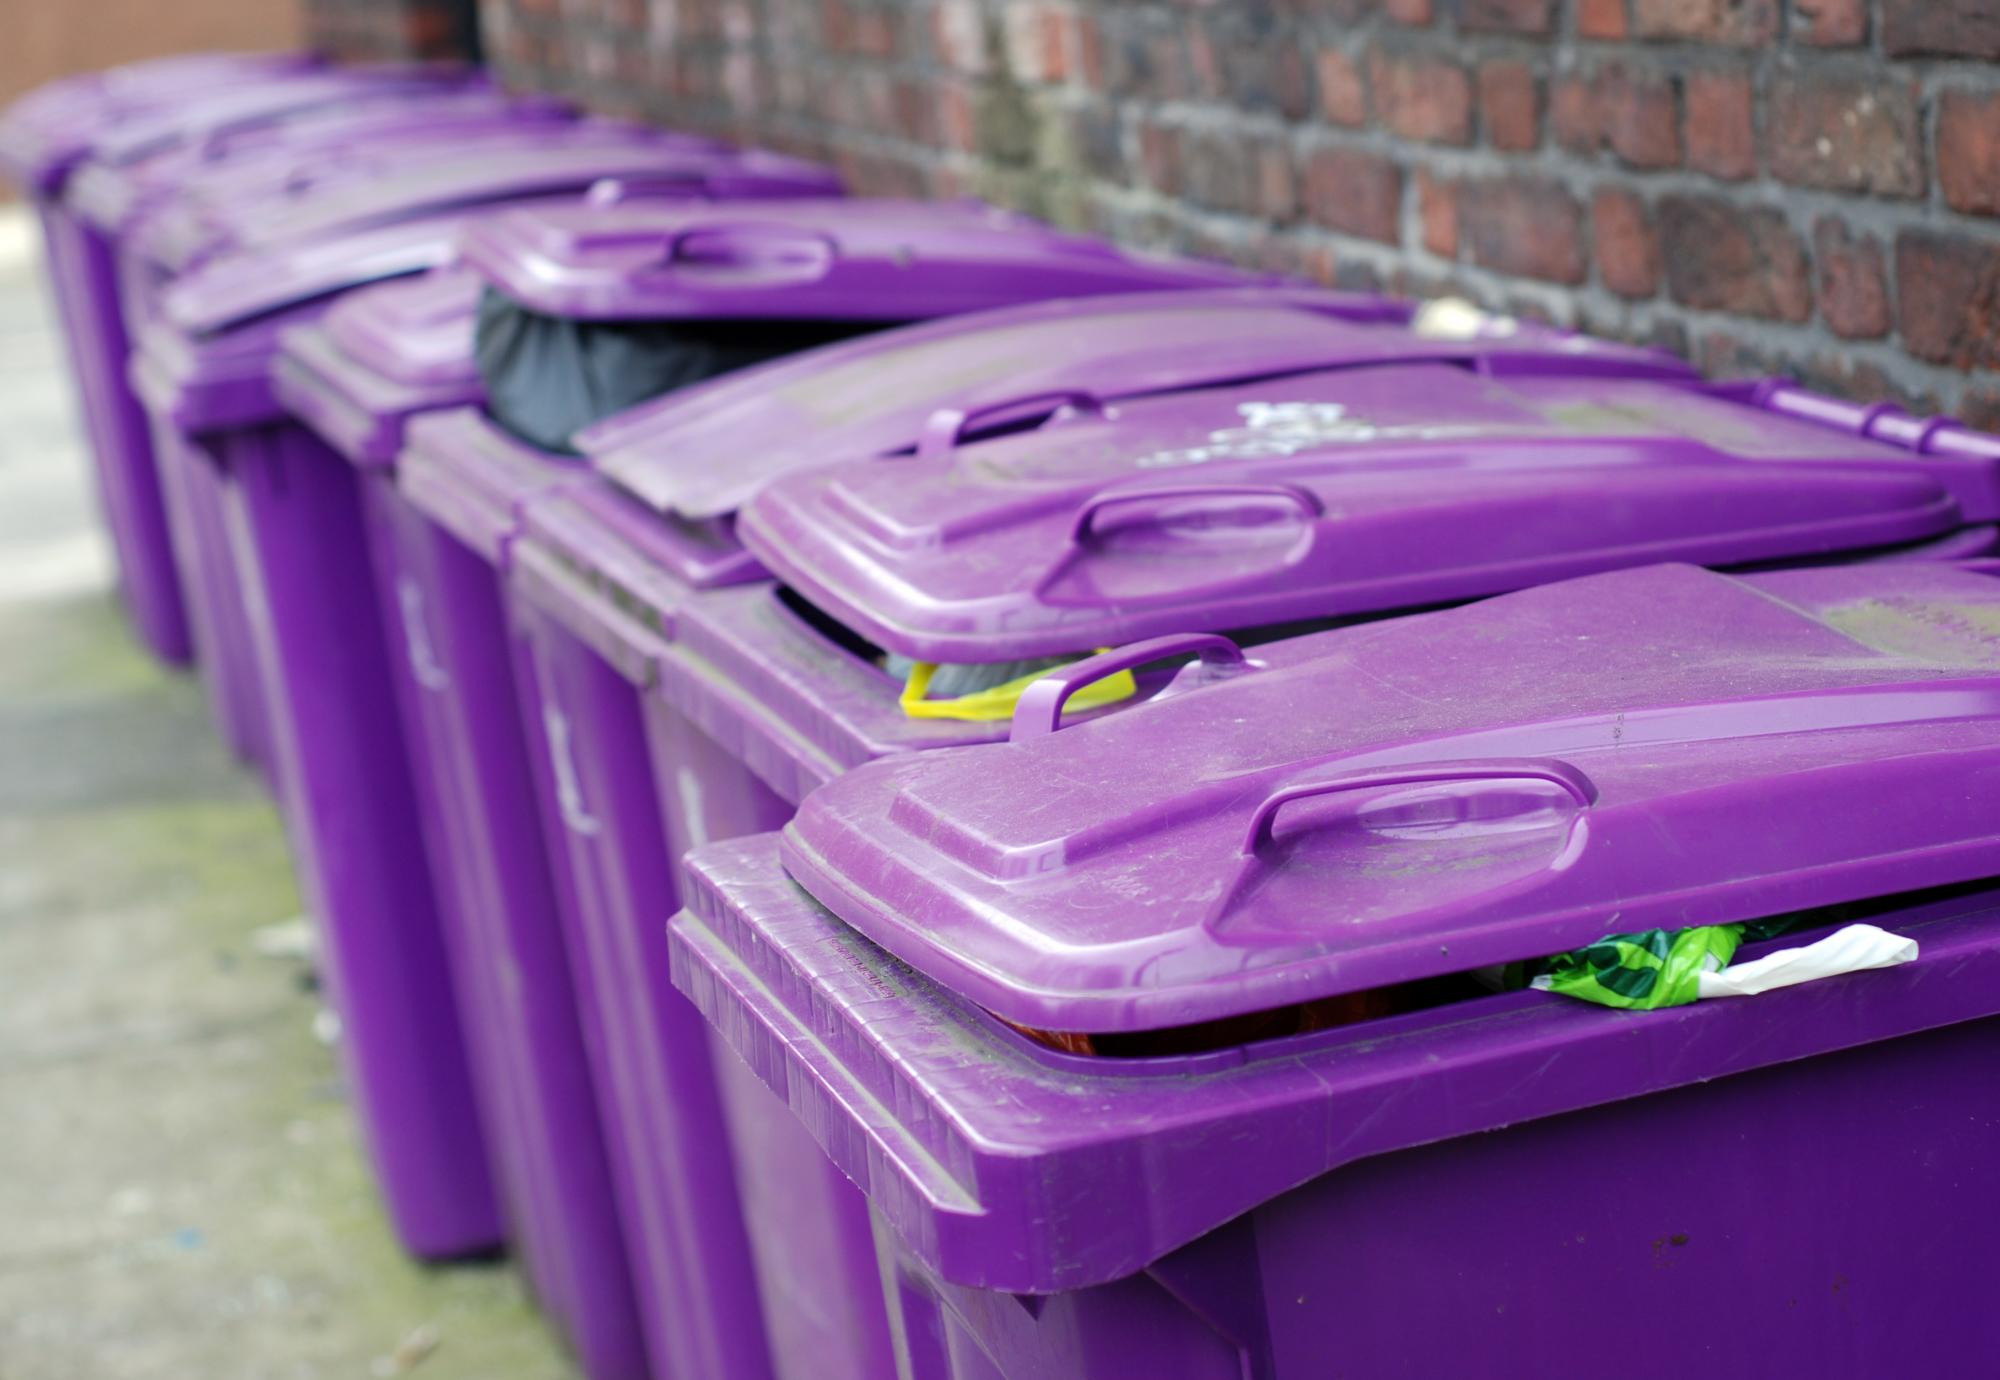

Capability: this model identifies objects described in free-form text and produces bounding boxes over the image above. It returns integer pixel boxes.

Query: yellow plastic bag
[898,652,1137,722]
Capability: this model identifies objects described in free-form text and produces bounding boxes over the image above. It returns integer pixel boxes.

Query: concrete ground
[0,207,578,1379]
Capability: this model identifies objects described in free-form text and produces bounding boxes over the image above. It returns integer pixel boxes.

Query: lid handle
[651,224,840,284]
[1068,481,1324,545]
[1011,632,1250,741]
[1240,757,1598,856]
[917,390,1107,461]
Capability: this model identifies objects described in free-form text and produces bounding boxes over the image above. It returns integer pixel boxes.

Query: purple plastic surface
[583,287,1690,521]
[215,420,502,1258]
[63,87,577,235]
[0,51,317,195]
[282,296,651,1371]
[782,561,2000,1033]
[185,138,842,266]
[37,202,193,661]
[743,367,2000,663]
[273,268,484,466]
[673,831,2000,1379]
[509,590,784,1380]
[462,196,1254,321]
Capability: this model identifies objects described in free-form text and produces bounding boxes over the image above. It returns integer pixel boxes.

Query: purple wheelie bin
[270,263,656,1375]
[136,130,807,774]
[495,293,1693,1380]
[385,200,1266,1380]
[533,303,2000,1378]
[79,96,597,768]
[119,142,826,1266]
[5,63,484,666]
[672,556,2000,1380]
[0,52,315,663]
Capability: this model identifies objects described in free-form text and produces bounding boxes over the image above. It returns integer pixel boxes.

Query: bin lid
[272,268,486,465]
[742,367,2000,663]
[161,208,492,338]
[460,195,1254,323]
[0,52,315,193]
[322,265,482,389]
[83,65,485,172]
[677,830,2000,1295]
[204,139,843,259]
[584,288,1691,522]
[66,90,582,233]
[780,561,2000,1034]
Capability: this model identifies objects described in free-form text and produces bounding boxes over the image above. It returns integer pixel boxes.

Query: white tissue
[1694,923,1918,1000]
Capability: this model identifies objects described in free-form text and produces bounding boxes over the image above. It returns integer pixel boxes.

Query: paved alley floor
[0,206,578,1379]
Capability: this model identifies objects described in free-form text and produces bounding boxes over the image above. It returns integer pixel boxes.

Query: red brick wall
[379,0,2000,421]
[307,0,480,62]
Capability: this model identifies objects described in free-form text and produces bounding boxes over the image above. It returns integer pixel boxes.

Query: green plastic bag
[1532,919,1801,1011]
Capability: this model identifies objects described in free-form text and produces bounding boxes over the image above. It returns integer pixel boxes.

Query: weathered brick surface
[293,0,2000,422]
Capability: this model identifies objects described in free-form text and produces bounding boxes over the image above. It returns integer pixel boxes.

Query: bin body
[34,65,484,664]
[669,558,2000,1379]
[670,833,2000,1380]
[274,272,651,1376]
[538,304,2000,1380]
[415,198,1277,1380]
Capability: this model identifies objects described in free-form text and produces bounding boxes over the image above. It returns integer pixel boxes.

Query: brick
[1592,188,1660,298]
[1460,177,1587,284]
[1813,218,1890,340]
[1137,121,1182,195]
[1478,61,1540,152]
[1550,76,1598,154]
[1368,50,1473,146]
[1596,64,1679,169]
[1418,171,1459,257]
[1631,0,1778,45]
[1577,0,1629,38]
[1939,92,2000,218]
[1658,196,1813,322]
[1304,146,1405,244]
[1793,0,1866,45]
[1385,0,1434,24]
[1881,0,2000,58]
[1897,231,2000,372]
[1767,76,1923,198]
[1317,49,1368,127]
[1550,65,1679,168]
[1683,70,1755,180]
[1460,0,1555,34]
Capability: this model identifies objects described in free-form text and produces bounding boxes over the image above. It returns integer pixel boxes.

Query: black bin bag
[474,287,878,453]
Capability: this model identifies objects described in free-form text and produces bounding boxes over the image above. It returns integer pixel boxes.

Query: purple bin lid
[583,288,1690,522]
[272,267,485,466]
[779,560,2000,1035]
[674,831,2000,1294]
[742,368,2000,664]
[0,51,317,193]
[198,138,842,262]
[82,65,485,173]
[459,195,1255,322]
[65,89,582,234]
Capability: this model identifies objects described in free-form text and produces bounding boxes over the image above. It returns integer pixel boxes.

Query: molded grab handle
[1011,633,1249,741]
[656,224,839,280]
[394,576,451,693]
[541,705,601,837]
[917,390,1107,461]
[1241,758,1597,855]
[1069,482,1324,545]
